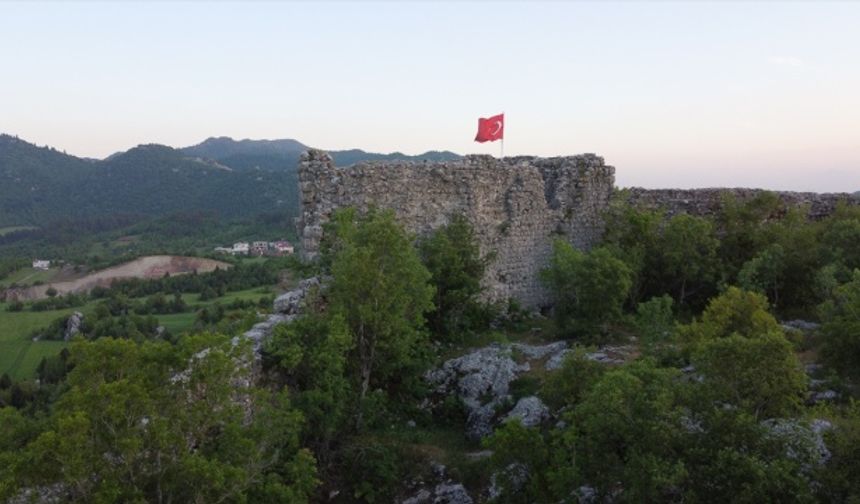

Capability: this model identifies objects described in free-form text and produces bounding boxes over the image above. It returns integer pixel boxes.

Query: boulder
[502,396,549,428]
[402,483,472,504]
[401,464,474,504]
[425,345,528,439]
[425,341,575,438]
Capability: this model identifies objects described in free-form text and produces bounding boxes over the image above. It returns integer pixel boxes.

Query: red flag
[474,113,504,143]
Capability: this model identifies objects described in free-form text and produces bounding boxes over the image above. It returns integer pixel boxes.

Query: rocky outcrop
[273,277,319,314]
[425,342,570,439]
[426,344,529,439]
[545,344,636,370]
[804,360,840,405]
[401,464,474,504]
[424,341,638,439]
[401,483,473,504]
[63,311,83,341]
[298,150,615,308]
[502,396,550,428]
[240,277,319,352]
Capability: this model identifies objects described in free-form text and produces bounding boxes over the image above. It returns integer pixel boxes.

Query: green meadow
[0,286,275,380]
[0,301,83,379]
[0,267,60,288]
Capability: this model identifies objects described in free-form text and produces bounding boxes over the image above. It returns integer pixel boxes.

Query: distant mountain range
[0,134,461,227]
[180,136,459,171]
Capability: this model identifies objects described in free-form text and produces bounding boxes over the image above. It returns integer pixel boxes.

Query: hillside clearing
[6,255,231,300]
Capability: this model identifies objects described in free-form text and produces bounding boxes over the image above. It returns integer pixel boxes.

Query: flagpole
[500,111,505,158]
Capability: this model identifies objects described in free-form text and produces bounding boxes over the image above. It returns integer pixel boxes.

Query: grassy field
[0,267,60,288]
[0,301,88,379]
[0,286,276,380]
[159,287,274,335]
[0,226,38,237]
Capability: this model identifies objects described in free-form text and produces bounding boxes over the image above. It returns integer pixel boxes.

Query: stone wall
[623,187,858,220]
[298,150,615,308]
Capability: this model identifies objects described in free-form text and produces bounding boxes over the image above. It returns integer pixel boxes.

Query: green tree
[601,198,663,306]
[419,214,491,340]
[1,336,318,503]
[484,420,554,503]
[541,241,632,341]
[634,295,675,354]
[761,208,822,314]
[716,191,783,280]
[572,360,687,502]
[678,286,782,346]
[738,243,786,308]
[693,332,806,419]
[819,204,860,273]
[267,312,352,458]
[819,270,860,378]
[659,214,719,307]
[325,208,435,427]
[541,347,606,410]
[681,407,816,503]
[816,401,860,502]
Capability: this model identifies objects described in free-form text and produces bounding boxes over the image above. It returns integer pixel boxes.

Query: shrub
[540,241,632,341]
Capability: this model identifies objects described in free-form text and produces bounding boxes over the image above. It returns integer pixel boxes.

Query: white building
[273,241,295,255]
[232,242,250,255]
[32,259,50,270]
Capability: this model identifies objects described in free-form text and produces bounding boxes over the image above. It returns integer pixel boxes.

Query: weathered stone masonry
[298,150,615,308]
[298,149,857,309]
[623,187,857,220]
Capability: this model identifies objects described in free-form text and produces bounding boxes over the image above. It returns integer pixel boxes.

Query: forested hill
[180,136,461,171]
[0,135,298,227]
[0,134,462,228]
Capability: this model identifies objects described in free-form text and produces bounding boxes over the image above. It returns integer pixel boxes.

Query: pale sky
[1,1,859,192]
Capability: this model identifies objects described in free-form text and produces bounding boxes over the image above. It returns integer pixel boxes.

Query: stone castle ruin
[298,149,857,308]
[298,150,614,307]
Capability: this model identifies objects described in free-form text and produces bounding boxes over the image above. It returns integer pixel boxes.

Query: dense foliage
[0,336,318,502]
[419,214,493,341]
[541,242,632,341]
[2,195,860,503]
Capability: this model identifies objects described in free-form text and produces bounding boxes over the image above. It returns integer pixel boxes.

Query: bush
[819,270,860,378]
[540,241,632,341]
[419,214,491,341]
[339,438,419,503]
[635,295,675,353]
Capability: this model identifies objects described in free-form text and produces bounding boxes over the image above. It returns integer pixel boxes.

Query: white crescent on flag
[492,120,503,135]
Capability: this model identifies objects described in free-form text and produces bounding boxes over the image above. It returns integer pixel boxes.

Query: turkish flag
[475,113,504,143]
